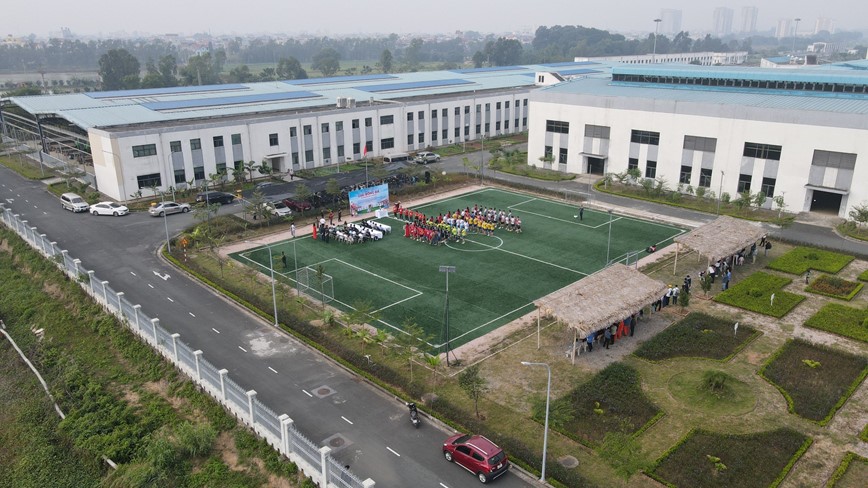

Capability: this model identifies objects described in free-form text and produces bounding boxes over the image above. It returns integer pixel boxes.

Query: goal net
[296,266,335,303]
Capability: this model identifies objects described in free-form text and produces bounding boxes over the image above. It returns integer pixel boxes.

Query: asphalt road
[0,166,536,488]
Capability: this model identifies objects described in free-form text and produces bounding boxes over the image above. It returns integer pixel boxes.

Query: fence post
[246,390,257,424]
[362,479,376,488]
[87,270,95,290]
[171,333,180,361]
[61,249,69,266]
[73,259,81,278]
[115,292,124,314]
[133,304,141,330]
[319,446,331,485]
[29,226,38,246]
[279,414,291,455]
[218,369,228,400]
[39,234,47,254]
[101,280,109,305]
[12,215,20,234]
[19,220,27,240]
[49,241,57,257]
[193,350,203,381]
[150,318,159,345]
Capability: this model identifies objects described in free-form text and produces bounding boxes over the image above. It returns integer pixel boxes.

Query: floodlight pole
[792,18,801,54]
[292,239,299,296]
[652,18,662,63]
[521,361,551,482]
[161,192,171,253]
[439,265,456,366]
[247,240,279,326]
[605,209,614,265]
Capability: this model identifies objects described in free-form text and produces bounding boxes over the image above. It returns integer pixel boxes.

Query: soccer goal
[296,266,335,303]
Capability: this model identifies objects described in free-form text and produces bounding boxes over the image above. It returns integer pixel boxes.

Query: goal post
[296,266,335,303]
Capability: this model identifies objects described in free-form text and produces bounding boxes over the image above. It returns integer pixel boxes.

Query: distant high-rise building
[740,6,758,34]
[775,19,793,39]
[814,17,834,34]
[713,7,734,37]
[660,9,683,35]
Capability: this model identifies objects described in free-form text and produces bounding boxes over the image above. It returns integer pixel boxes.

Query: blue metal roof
[356,79,474,93]
[539,61,600,67]
[558,68,602,76]
[451,66,526,74]
[142,91,321,111]
[613,64,868,86]
[283,74,397,85]
[88,84,249,99]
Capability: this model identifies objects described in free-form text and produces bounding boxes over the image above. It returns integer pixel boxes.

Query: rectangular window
[584,125,611,139]
[170,141,181,153]
[136,173,161,188]
[235,160,244,172]
[193,166,205,181]
[132,144,157,158]
[628,158,639,170]
[699,168,712,187]
[432,131,438,141]
[485,103,490,111]
[476,124,481,134]
[431,109,438,118]
[496,102,502,109]
[231,133,242,145]
[464,105,470,114]
[463,126,469,136]
[365,141,373,152]
[352,119,359,129]
[504,120,509,130]
[304,149,313,162]
[216,162,226,174]
[630,130,660,145]
[737,173,752,192]
[290,127,297,137]
[761,177,776,198]
[442,129,448,140]
[645,161,657,178]
[213,136,223,147]
[303,125,312,135]
[743,142,782,160]
[811,150,857,169]
[323,147,331,160]
[336,121,343,132]
[365,117,372,127]
[353,142,360,154]
[544,146,553,159]
[679,165,692,184]
[683,135,717,152]
[454,127,460,137]
[495,121,501,131]
[321,122,330,133]
[269,133,279,146]
[558,148,568,164]
[522,117,527,127]
[417,111,424,120]
[523,99,528,106]
[290,153,298,165]
[190,138,201,150]
[442,108,448,117]
[407,134,414,145]
[337,146,345,158]
[454,107,460,115]
[514,118,519,128]
[419,132,425,144]
[505,101,510,109]
[476,104,481,112]
[174,169,186,184]
[407,112,413,121]
[379,115,393,125]
[485,122,490,133]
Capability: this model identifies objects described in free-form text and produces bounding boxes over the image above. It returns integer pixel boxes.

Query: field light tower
[652,18,662,62]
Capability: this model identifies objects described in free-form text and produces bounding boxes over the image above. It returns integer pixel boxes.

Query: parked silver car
[414,151,441,164]
[149,201,191,217]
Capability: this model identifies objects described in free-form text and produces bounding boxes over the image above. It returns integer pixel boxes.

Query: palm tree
[244,160,260,184]
[231,166,246,186]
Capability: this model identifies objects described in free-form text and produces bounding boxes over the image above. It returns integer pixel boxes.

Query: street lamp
[652,18,662,63]
[605,209,614,265]
[717,170,726,215]
[160,193,172,253]
[792,18,801,54]
[439,265,456,366]
[247,240,279,327]
[521,361,551,482]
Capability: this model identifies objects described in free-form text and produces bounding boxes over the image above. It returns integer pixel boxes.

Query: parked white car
[90,201,129,216]
[149,201,191,217]
[267,201,293,217]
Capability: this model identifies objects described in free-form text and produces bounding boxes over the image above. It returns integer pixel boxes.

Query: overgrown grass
[837,221,868,242]
[759,339,868,424]
[0,154,53,179]
[804,303,868,343]
[859,269,868,282]
[827,452,868,488]
[767,246,855,275]
[633,312,760,362]
[714,272,805,317]
[806,274,864,300]
[649,428,811,488]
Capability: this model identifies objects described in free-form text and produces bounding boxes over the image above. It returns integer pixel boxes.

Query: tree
[98,49,140,90]
[247,190,271,225]
[244,160,260,183]
[325,178,341,205]
[276,57,308,80]
[700,273,712,297]
[312,48,341,76]
[404,39,423,67]
[458,364,489,418]
[179,53,220,85]
[227,65,255,83]
[393,318,431,382]
[472,51,486,68]
[848,201,868,226]
[485,38,523,66]
[231,166,246,186]
[258,159,273,179]
[294,183,312,214]
[379,49,393,73]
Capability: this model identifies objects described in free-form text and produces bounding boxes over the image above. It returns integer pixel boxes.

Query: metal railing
[0,204,374,488]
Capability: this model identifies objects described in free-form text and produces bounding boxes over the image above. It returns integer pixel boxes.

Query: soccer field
[231,188,684,351]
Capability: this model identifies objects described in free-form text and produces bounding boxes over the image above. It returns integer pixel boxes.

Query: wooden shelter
[672,216,766,273]
[534,263,669,364]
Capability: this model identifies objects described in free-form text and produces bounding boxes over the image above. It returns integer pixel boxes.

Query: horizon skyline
[5,1,866,39]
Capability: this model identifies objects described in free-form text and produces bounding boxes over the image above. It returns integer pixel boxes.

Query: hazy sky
[7,0,865,37]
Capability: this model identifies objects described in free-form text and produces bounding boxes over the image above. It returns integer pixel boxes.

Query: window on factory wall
[454,128,460,137]
[442,108,448,117]
[323,147,331,160]
[304,149,313,162]
[417,111,424,120]
[522,117,527,127]
[213,136,224,147]
[419,132,425,144]
[365,141,373,152]
[231,133,242,145]
[743,142,781,160]
[431,109,437,118]
[337,145,345,158]
[699,168,712,187]
[683,135,717,152]
[558,148,568,165]
[485,123,490,133]
[321,123,329,133]
[463,126,469,136]
[174,169,186,184]
[679,165,692,184]
[132,144,157,158]
[645,160,657,178]
[303,125,312,135]
[495,122,501,131]
[464,105,470,114]
[737,173,752,192]
[193,166,205,181]
[514,118,519,128]
[335,121,343,132]
[170,141,181,153]
[365,117,373,127]
[505,101,510,109]
[454,107,460,115]
[216,162,226,174]
[544,146,553,159]
[353,142,360,154]
[630,130,660,145]
[584,125,611,139]
[136,173,161,189]
[352,119,360,129]
[476,104,481,113]
[442,129,448,140]
[269,133,279,146]
[190,139,201,151]
[380,115,394,125]
[476,125,481,134]
[496,102,501,110]
[290,127,297,137]
[628,158,639,171]
[407,112,413,121]
[289,154,298,166]
[235,160,244,172]
[432,131,438,141]
[485,103,490,112]
[504,120,509,130]
[407,134,414,145]
[761,177,776,198]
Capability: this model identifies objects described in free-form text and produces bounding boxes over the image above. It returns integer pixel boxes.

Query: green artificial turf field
[231,188,684,351]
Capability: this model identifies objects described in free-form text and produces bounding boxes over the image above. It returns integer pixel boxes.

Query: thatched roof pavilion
[671,216,766,272]
[534,263,668,363]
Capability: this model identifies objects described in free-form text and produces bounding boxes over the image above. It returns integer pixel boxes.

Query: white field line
[591,216,623,228]
[436,302,537,346]
[463,238,587,276]
[409,187,496,211]
[507,197,538,209]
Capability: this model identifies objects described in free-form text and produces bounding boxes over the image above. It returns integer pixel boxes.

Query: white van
[60,192,90,212]
[383,153,411,163]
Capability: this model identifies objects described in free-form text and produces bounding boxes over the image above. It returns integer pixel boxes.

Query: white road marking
[147,283,154,288]
[167,297,174,302]
[130,271,137,276]
[341,416,353,425]
[238,346,247,352]
[440,484,449,488]
[302,389,313,397]
[211,327,220,334]
[386,447,401,457]
[268,366,279,374]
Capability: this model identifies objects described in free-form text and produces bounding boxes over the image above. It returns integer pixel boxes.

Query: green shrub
[714,272,805,318]
[634,312,759,362]
[806,274,864,300]
[827,452,868,488]
[804,303,868,343]
[701,370,734,398]
[767,247,855,275]
[859,269,868,282]
[759,340,868,424]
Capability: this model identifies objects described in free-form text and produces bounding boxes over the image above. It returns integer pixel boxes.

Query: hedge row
[805,274,864,301]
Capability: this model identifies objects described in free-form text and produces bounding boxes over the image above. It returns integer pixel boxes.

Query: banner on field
[348,184,390,215]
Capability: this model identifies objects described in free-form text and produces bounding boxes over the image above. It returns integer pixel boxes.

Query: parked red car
[443,433,509,484]
[282,198,312,212]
